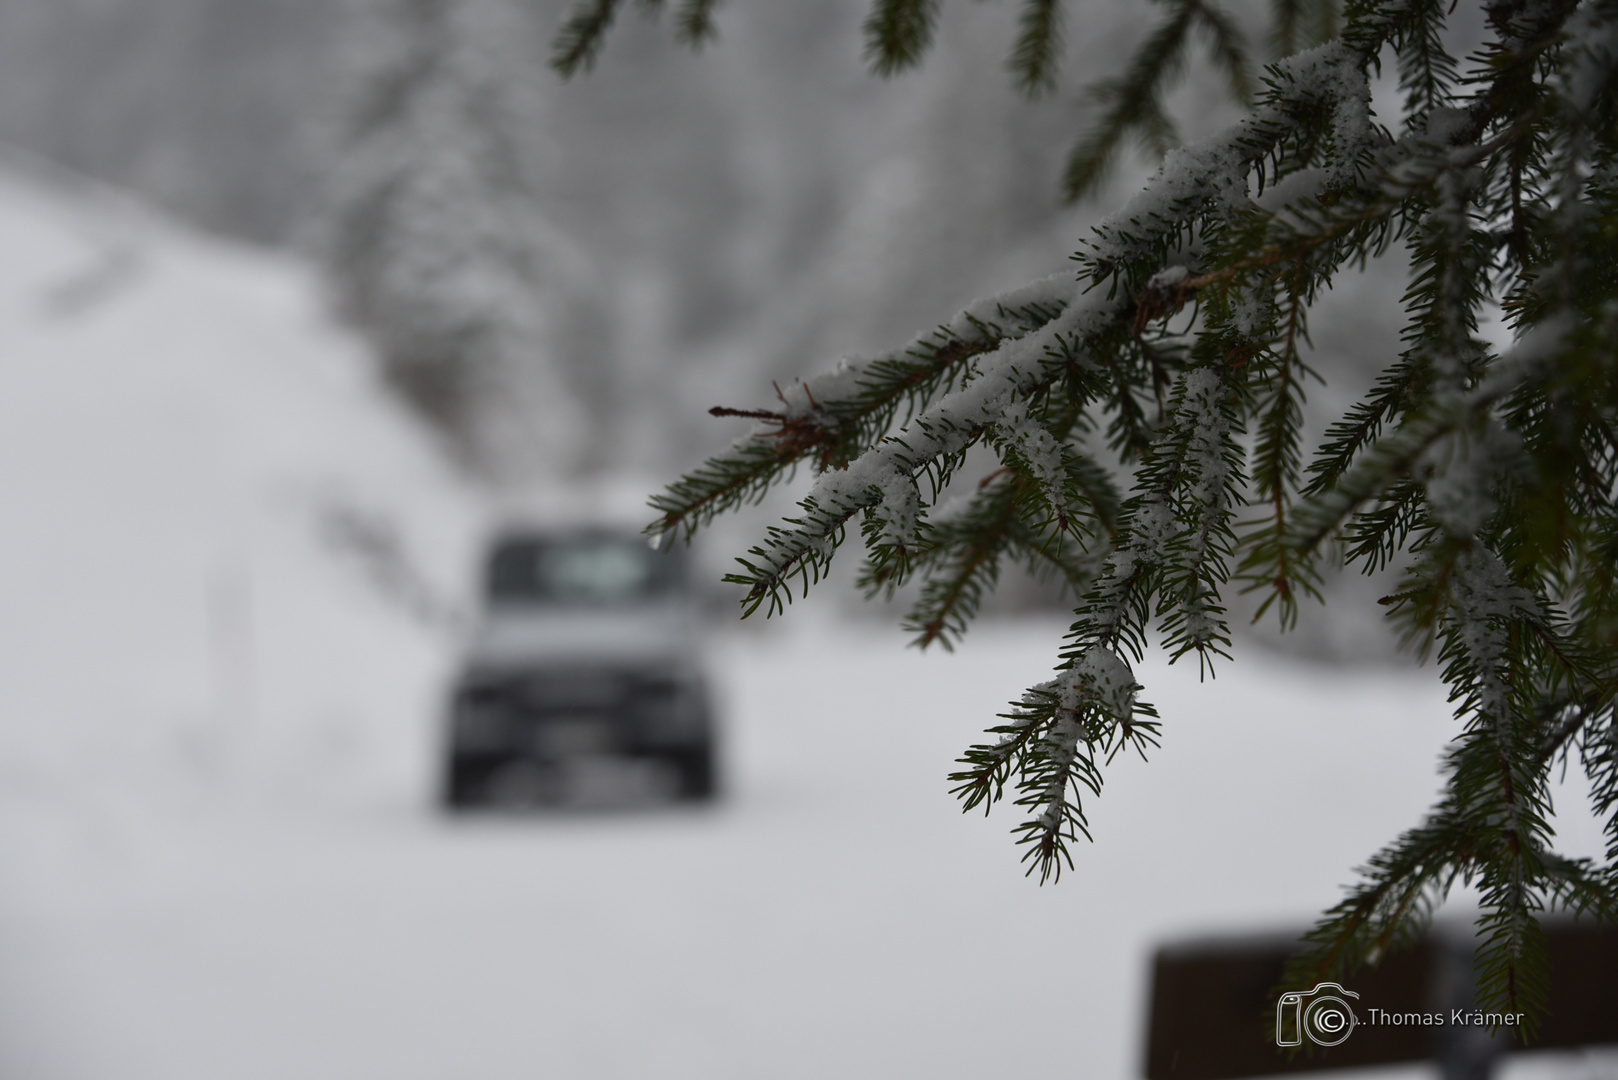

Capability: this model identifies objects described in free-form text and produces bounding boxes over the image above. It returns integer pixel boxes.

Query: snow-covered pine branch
[574,0,1618,1030]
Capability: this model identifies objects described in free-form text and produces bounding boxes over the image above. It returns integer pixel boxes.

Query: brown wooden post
[1143,920,1618,1079]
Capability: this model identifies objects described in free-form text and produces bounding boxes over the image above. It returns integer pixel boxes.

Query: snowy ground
[0,167,1614,1080]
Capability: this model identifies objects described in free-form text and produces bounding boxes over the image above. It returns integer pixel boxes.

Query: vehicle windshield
[486,534,683,606]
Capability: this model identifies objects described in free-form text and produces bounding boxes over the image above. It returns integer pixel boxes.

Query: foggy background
[0,0,1613,1077]
[0,0,1099,468]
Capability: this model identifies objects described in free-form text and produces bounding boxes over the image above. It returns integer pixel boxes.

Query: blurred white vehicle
[441,528,716,807]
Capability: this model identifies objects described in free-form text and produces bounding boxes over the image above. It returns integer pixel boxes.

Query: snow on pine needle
[637,0,1618,1032]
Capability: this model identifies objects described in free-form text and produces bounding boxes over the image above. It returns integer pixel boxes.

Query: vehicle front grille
[461,669,686,719]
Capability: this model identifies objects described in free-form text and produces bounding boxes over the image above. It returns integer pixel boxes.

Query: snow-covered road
[0,619,1481,1080]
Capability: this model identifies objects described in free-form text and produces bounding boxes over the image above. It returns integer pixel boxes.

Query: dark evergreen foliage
[552,0,720,76]
[558,0,1618,1032]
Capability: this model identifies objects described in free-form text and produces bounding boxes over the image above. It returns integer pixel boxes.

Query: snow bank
[0,161,481,811]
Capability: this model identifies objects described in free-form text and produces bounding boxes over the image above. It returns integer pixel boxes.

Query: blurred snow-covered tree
[569,0,1618,1033]
[324,0,610,478]
[0,0,343,242]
